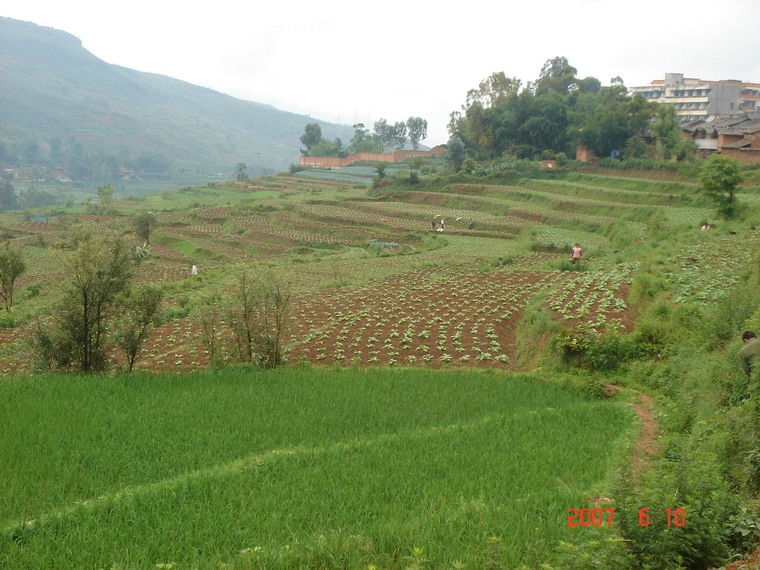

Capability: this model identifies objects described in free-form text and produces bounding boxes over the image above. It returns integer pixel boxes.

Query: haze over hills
[0,17,353,178]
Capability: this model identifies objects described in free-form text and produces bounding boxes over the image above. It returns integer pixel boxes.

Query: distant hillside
[0,17,352,176]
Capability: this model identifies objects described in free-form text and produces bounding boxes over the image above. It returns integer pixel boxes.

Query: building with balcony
[629,73,760,122]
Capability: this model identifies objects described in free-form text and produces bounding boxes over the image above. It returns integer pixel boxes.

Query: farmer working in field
[570,243,583,264]
[739,331,760,377]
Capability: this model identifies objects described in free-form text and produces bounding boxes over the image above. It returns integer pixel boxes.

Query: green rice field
[0,368,632,568]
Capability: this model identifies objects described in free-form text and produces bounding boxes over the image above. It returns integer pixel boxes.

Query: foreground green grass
[1,367,632,568]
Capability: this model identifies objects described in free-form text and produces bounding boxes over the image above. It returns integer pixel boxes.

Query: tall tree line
[447,57,691,162]
[300,117,428,157]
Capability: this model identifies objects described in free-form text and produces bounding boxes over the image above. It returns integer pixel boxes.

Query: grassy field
[1,368,632,568]
[2,160,760,567]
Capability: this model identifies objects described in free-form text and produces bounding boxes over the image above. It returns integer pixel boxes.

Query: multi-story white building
[629,73,760,121]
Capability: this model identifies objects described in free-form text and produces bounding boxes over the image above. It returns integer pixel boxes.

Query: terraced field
[1,166,759,569]
[0,170,755,374]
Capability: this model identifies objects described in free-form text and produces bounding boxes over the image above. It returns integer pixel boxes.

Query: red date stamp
[567,508,686,527]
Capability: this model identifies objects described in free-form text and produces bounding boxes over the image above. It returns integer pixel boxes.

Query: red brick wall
[720,148,760,163]
[299,146,446,168]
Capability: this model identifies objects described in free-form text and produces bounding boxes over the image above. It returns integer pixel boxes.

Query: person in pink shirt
[570,243,583,264]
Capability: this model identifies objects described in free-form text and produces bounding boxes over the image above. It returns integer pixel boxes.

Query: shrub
[226,267,292,368]
[615,444,739,568]
[554,324,652,370]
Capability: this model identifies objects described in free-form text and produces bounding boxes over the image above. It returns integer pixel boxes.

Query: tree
[700,155,743,218]
[236,163,248,181]
[40,231,134,372]
[0,243,25,311]
[373,119,393,151]
[97,184,114,206]
[133,212,158,245]
[650,104,683,160]
[535,56,578,95]
[0,180,17,211]
[198,299,224,367]
[115,284,163,372]
[308,138,344,157]
[391,121,408,149]
[446,137,466,172]
[300,123,322,155]
[406,117,428,150]
[227,267,291,368]
[348,123,381,153]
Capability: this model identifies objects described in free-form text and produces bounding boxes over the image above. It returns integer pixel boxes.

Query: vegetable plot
[548,264,636,330]
[288,267,574,367]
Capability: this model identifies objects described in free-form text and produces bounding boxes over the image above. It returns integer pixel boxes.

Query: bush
[22,283,41,299]
[0,313,14,329]
[615,444,739,568]
[553,324,653,370]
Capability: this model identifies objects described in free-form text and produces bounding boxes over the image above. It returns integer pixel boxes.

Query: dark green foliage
[445,137,466,172]
[448,58,667,162]
[227,268,292,368]
[0,242,26,311]
[0,179,18,210]
[132,211,158,245]
[615,447,738,569]
[114,284,163,372]
[30,231,134,372]
[553,324,653,370]
[700,155,744,218]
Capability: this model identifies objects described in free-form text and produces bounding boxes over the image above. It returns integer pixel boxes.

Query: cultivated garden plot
[432,187,645,234]
[547,263,637,331]
[664,233,759,303]
[287,266,575,368]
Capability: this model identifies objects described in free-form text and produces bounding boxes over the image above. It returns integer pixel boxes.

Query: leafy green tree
[0,179,17,211]
[535,56,578,95]
[624,135,649,159]
[651,104,682,160]
[446,137,466,172]
[300,123,322,155]
[577,76,602,94]
[97,184,114,206]
[115,284,163,372]
[133,212,158,245]
[236,163,248,181]
[308,138,344,157]
[0,243,25,311]
[35,231,134,372]
[521,92,569,152]
[227,268,292,368]
[348,123,381,153]
[406,117,428,150]
[476,72,522,107]
[409,157,424,171]
[373,119,393,151]
[700,155,743,218]
[391,122,407,149]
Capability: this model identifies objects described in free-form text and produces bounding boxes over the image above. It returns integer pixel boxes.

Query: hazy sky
[4,0,760,146]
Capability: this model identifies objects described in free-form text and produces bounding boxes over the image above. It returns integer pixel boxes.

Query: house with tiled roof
[683,114,760,163]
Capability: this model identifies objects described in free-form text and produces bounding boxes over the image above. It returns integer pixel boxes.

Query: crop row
[664,234,756,302]
[548,264,636,330]
[288,268,572,367]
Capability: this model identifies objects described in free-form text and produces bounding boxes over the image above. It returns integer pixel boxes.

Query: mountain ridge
[0,16,352,175]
